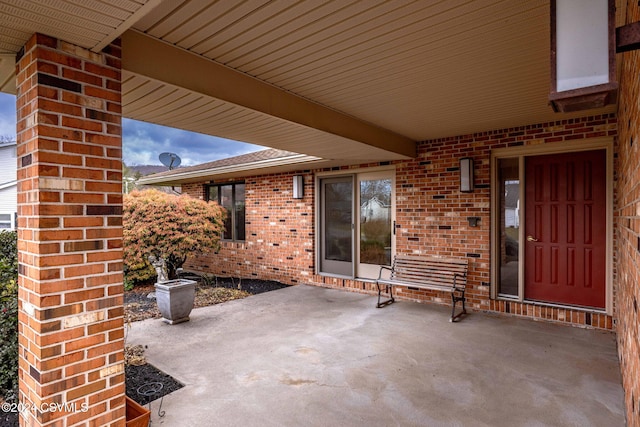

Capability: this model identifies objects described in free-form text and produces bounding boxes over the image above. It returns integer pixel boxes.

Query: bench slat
[383,255,469,290]
[375,254,469,321]
[392,268,465,280]
[382,274,464,285]
[378,279,463,292]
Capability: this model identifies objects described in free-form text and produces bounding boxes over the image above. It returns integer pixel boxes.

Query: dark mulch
[0,406,18,427]
[125,284,161,322]
[125,363,183,406]
[212,277,290,294]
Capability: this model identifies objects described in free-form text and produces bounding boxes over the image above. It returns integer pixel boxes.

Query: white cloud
[122,118,263,166]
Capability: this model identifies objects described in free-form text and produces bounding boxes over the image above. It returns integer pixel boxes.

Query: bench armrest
[377,265,393,281]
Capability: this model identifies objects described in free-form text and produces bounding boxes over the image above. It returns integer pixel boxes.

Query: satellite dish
[159,152,181,170]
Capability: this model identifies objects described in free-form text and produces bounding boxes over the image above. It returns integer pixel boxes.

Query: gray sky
[0,92,262,166]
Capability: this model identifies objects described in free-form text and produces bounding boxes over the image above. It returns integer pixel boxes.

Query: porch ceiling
[0,0,621,163]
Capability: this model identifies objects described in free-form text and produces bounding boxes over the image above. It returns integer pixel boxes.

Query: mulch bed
[126,363,184,407]
[0,403,18,427]
[125,277,289,408]
[124,276,288,323]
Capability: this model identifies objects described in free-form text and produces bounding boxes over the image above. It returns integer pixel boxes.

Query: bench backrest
[390,255,468,289]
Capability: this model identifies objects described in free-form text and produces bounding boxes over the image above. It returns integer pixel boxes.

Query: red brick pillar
[15,34,125,426]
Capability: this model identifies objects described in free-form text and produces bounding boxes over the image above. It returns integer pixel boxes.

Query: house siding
[0,144,17,229]
[0,184,17,229]
[615,1,640,423]
[0,144,17,177]
[183,113,617,332]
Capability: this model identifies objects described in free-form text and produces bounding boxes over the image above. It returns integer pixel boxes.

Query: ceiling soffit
[0,0,161,92]
[130,0,619,141]
[0,0,625,158]
[121,30,416,160]
[0,0,163,53]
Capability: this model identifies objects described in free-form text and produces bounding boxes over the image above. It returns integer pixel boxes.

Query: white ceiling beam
[121,30,416,158]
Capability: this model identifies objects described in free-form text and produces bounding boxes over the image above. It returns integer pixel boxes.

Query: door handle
[527,235,538,242]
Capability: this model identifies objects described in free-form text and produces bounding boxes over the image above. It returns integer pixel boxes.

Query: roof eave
[138,154,324,186]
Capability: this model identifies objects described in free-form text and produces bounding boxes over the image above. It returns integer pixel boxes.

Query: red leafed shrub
[123,189,226,284]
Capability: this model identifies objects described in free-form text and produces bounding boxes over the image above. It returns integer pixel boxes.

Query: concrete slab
[126,285,625,427]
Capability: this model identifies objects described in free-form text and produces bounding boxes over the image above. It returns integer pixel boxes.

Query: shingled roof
[138,148,323,185]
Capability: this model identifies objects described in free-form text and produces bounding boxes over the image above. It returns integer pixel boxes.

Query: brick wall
[184,114,617,331]
[615,1,640,423]
[183,172,315,285]
[16,34,125,426]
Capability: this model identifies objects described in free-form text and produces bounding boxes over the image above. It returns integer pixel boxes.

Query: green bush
[0,231,18,401]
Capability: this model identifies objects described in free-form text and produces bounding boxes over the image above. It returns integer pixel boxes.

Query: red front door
[524,150,606,309]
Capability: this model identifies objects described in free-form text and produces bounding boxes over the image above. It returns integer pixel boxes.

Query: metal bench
[376,255,469,322]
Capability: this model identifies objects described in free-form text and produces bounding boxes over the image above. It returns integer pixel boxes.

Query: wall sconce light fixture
[549,0,617,112]
[293,175,304,199]
[460,157,474,193]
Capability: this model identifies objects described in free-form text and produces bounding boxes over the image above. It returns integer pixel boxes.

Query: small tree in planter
[123,189,226,285]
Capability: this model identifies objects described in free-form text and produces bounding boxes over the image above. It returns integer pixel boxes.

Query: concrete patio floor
[126,285,625,427]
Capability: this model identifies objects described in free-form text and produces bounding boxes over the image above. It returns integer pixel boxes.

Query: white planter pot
[154,279,196,324]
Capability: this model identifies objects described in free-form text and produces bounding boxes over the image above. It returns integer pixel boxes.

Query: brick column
[617,3,640,423]
[15,34,125,426]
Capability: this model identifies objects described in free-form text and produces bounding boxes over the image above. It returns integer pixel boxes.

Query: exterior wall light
[460,157,474,193]
[549,0,617,113]
[293,175,304,199]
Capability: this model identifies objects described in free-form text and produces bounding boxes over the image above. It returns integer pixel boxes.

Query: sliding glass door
[319,170,394,279]
[357,172,393,278]
[320,176,354,276]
